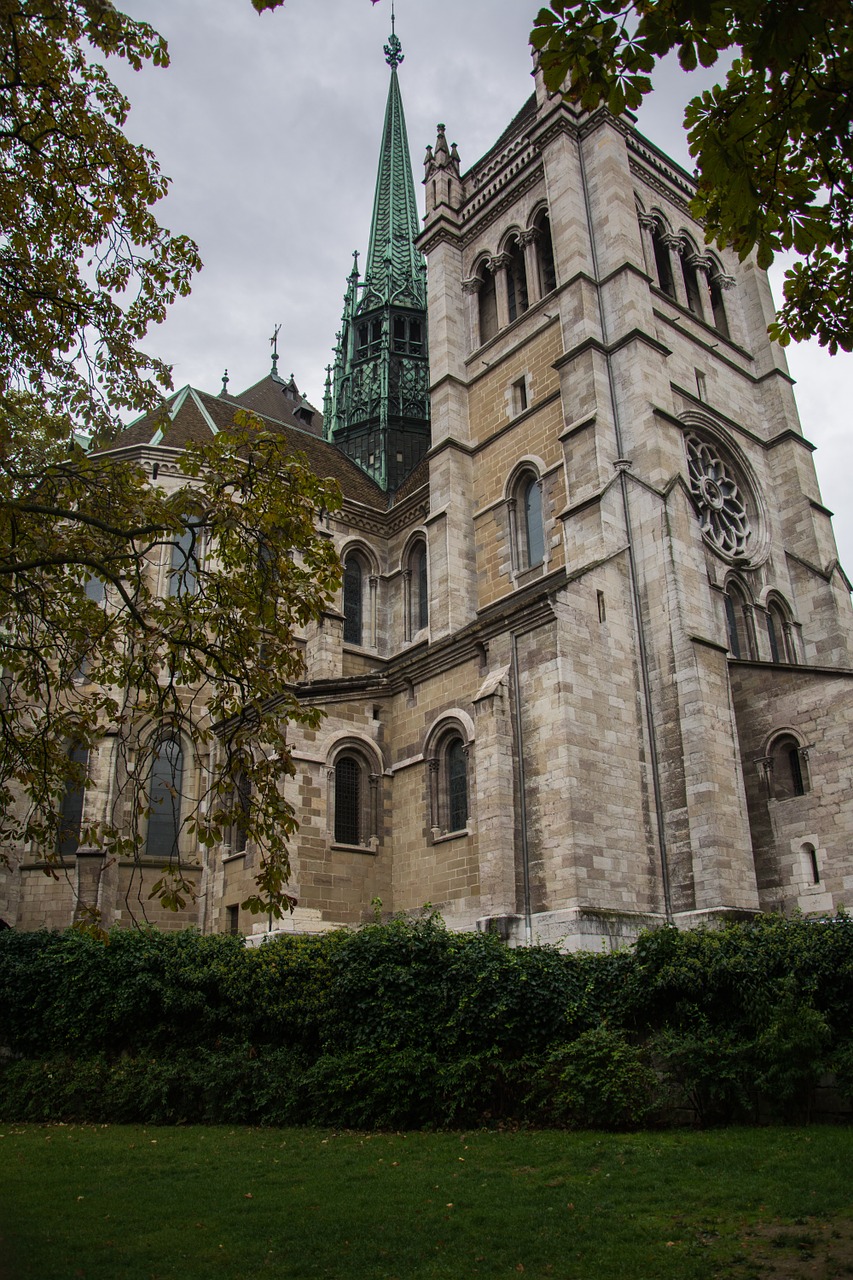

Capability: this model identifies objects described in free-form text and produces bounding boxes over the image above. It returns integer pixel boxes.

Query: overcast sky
[113,0,852,573]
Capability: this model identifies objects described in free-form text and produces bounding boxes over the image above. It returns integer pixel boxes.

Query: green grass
[1,1125,852,1279]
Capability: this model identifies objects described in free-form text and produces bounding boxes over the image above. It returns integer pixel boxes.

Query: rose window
[685,433,752,558]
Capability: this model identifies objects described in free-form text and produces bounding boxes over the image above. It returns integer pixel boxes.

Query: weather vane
[384,1,403,69]
[270,323,281,374]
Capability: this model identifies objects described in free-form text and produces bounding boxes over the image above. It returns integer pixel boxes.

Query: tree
[531,0,853,353]
[0,2,341,923]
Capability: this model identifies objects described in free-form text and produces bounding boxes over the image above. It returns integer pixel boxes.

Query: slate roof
[223,372,323,436]
[111,382,386,509]
[391,454,428,504]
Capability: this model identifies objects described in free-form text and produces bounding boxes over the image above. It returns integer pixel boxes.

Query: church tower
[323,21,429,494]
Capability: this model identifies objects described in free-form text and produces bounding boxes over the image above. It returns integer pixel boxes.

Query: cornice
[766,428,815,453]
[553,326,672,371]
[651,297,753,365]
[662,391,815,457]
[459,164,545,248]
[416,211,464,254]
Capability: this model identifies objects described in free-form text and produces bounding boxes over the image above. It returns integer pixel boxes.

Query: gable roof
[111,382,385,508]
[223,372,323,435]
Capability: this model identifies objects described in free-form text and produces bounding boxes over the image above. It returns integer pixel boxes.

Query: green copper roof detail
[325,26,430,494]
[363,42,424,311]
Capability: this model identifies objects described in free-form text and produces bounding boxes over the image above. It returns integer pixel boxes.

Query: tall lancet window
[146,737,184,860]
[506,237,529,323]
[534,209,557,296]
[478,262,498,344]
[343,555,363,646]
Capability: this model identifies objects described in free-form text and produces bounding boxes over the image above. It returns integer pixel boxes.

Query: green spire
[325,22,430,494]
[362,25,425,312]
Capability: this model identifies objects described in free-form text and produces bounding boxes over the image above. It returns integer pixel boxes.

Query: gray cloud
[114,0,852,572]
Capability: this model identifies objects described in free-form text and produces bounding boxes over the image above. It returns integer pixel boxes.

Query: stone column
[472,667,517,917]
[662,233,690,309]
[368,773,380,849]
[428,756,441,839]
[461,276,482,352]
[520,228,542,305]
[489,252,512,331]
[691,254,717,322]
[368,574,379,649]
[637,213,657,279]
[681,252,708,323]
[711,268,742,344]
[401,567,412,643]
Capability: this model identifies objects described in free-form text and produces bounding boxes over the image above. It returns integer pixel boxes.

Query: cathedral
[4,27,853,948]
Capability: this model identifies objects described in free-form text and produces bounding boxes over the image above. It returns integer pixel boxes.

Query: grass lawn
[0,1125,852,1279]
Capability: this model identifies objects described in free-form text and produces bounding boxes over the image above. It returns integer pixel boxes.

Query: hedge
[1,913,852,1128]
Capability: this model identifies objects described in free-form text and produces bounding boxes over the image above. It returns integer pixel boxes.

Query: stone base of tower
[472,905,760,952]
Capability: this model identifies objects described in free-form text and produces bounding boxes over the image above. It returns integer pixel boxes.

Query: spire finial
[384,3,403,69]
[270,322,281,376]
[220,368,229,397]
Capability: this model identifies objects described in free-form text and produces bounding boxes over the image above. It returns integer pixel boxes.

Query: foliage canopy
[531,0,853,352]
[0,1,341,922]
[1,914,852,1127]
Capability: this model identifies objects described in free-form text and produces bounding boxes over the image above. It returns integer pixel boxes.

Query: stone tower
[323,22,430,494]
[6,40,853,946]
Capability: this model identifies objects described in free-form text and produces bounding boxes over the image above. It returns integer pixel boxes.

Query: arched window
[522,476,544,567]
[681,253,704,317]
[512,470,544,572]
[408,539,428,636]
[533,209,557,296]
[802,843,820,885]
[427,725,472,837]
[57,744,88,858]
[446,738,468,832]
[724,581,753,659]
[709,272,730,338]
[651,223,675,297]
[766,599,796,664]
[334,754,362,845]
[329,744,381,849]
[343,554,363,645]
[767,734,808,801]
[146,737,184,859]
[478,261,498,344]
[168,514,203,598]
[505,236,529,324]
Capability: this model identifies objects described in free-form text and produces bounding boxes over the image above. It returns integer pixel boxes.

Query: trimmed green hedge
[1,913,852,1127]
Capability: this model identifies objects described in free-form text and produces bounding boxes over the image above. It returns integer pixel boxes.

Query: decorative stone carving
[685,433,752,559]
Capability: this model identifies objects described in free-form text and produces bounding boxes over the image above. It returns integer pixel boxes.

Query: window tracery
[686,433,753,560]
